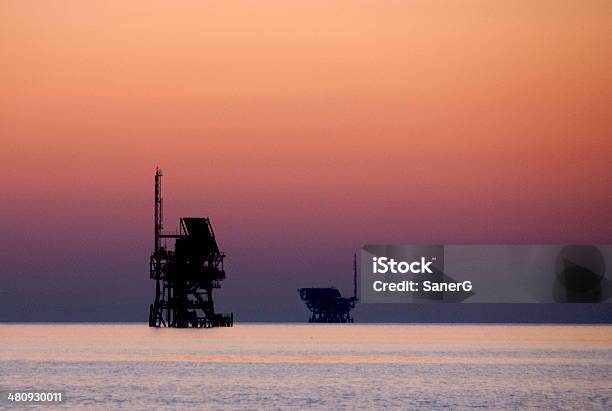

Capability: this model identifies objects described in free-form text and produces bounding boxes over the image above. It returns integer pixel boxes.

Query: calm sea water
[0,324,610,410]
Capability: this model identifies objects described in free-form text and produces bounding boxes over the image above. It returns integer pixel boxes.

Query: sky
[1,1,611,322]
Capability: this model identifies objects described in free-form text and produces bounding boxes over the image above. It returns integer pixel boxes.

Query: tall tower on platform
[148,168,233,328]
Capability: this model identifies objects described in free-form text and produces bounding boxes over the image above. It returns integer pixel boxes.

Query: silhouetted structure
[298,255,358,323]
[148,168,233,328]
[553,245,611,303]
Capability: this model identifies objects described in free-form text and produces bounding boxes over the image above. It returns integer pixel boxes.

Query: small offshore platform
[148,168,233,328]
[298,255,358,323]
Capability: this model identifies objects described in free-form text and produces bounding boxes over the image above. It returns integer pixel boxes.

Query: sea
[0,324,610,410]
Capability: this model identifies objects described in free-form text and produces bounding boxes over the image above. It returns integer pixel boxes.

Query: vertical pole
[154,168,162,253]
[153,168,162,325]
[353,253,357,300]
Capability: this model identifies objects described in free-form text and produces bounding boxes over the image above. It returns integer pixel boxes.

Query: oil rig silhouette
[148,168,233,328]
[298,255,358,323]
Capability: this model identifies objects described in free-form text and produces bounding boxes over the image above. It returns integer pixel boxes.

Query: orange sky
[2,0,611,237]
[0,1,611,319]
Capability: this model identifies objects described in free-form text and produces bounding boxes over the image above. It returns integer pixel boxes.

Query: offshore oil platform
[148,168,233,328]
[298,255,358,323]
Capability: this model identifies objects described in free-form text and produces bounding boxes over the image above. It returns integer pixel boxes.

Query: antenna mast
[154,167,163,252]
[353,253,358,300]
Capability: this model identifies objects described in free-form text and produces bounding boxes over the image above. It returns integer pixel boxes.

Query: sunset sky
[1,1,610,321]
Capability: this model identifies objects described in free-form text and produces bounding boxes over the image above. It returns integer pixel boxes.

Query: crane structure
[298,254,358,323]
[148,168,233,328]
